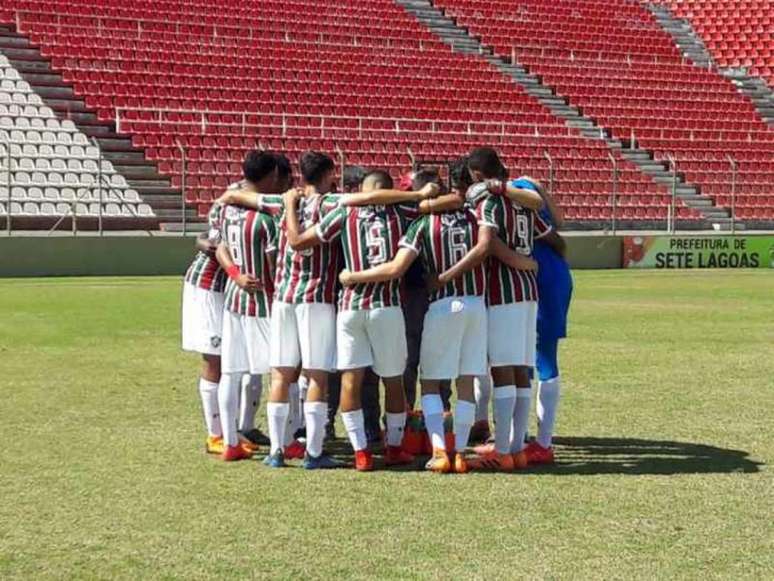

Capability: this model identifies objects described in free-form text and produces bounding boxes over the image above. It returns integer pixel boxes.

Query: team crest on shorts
[210,335,222,348]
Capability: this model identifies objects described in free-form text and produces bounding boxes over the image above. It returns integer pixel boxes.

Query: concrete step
[161,222,207,233]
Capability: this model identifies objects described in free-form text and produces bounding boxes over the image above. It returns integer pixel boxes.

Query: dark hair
[343,165,367,192]
[300,151,335,186]
[364,169,393,189]
[449,156,473,191]
[411,168,442,192]
[243,150,277,184]
[468,147,506,180]
[275,153,292,180]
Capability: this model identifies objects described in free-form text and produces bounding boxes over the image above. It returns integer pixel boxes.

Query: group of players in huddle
[181,146,573,473]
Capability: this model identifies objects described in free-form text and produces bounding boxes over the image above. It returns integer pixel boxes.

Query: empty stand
[0,0,705,226]
[0,53,154,224]
[435,0,774,221]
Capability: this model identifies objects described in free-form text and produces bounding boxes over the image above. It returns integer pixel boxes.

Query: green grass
[1,270,772,580]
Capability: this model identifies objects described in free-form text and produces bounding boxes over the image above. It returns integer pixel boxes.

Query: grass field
[1,270,772,579]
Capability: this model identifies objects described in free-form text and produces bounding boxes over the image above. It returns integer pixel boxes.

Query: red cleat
[354,449,374,471]
[467,450,515,472]
[284,439,306,460]
[524,441,555,465]
[222,444,253,462]
[384,446,415,466]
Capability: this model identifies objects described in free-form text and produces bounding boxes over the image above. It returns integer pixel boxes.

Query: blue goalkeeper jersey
[511,178,573,339]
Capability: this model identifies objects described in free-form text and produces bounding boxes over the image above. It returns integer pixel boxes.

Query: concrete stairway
[646,3,774,126]
[0,24,197,231]
[396,0,729,227]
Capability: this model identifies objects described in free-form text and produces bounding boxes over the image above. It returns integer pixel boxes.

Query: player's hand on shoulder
[484,179,505,195]
[283,187,303,206]
[419,182,441,199]
[339,269,355,287]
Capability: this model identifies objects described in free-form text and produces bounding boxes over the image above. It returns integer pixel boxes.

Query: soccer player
[438,147,551,471]
[513,177,573,465]
[337,169,536,473]
[181,202,228,455]
[285,170,441,470]
[214,151,279,461]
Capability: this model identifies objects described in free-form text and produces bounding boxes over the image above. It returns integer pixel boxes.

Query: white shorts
[270,302,336,371]
[221,310,271,374]
[487,302,537,367]
[420,296,488,380]
[181,283,224,356]
[337,307,407,377]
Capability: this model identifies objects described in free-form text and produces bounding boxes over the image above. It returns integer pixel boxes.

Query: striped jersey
[476,194,552,305]
[184,202,227,292]
[400,208,486,303]
[220,205,277,317]
[317,204,419,311]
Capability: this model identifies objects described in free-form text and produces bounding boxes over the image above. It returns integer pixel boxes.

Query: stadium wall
[0,235,621,276]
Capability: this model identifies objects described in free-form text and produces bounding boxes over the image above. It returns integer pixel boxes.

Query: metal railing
[727,155,738,235]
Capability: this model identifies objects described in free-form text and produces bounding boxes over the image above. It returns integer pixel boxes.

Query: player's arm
[195,233,216,255]
[543,191,565,229]
[417,192,464,214]
[215,241,260,292]
[488,235,538,272]
[214,189,261,209]
[539,229,567,257]
[341,182,440,206]
[339,248,418,286]
[284,189,325,251]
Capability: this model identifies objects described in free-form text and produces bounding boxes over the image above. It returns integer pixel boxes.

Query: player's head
[274,153,293,192]
[361,169,393,192]
[411,167,447,194]
[467,147,507,181]
[450,156,473,194]
[343,165,367,193]
[243,150,278,191]
[300,151,336,193]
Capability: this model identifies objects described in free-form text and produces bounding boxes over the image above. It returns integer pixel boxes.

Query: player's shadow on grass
[545,436,762,476]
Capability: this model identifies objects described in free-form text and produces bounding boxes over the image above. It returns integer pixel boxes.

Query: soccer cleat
[472,442,495,456]
[205,435,224,455]
[384,446,415,466]
[239,428,270,447]
[424,449,452,474]
[453,452,469,474]
[354,449,374,472]
[222,444,253,462]
[467,450,515,472]
[468,420,492,444]
[524,441,555,465]
[238,434,260,453]
[325,422,336,441]
[512,450,529,470]
[303,452,344,470]
[284,439,306,460]
[262,449,286,468]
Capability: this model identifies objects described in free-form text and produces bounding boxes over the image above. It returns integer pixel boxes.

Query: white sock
[385,412,407,448]
[297,376,309,428]
[286,382,301,446]
[198,378,222,437]
[474,374,492,422]
[537,377,561,448]
[510,386,533,453]
[217,372,241,447]
[304,401,328,458]
[493,385,516,454]
[342,409,368,451]
[421,394,446,450]
[238,374,262,432]
[454,400,476,451]
[267,402,289,455]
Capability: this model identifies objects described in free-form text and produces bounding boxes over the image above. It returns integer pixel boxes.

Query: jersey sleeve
[477,195,501,230]
[263,215,278,254]
[398,215,426,255]
[207,203,226,243]
[533,212,553,239]
[316,206,346,242]
[320,194,344,216]
[397,202,420,226]
[256,194,284,217]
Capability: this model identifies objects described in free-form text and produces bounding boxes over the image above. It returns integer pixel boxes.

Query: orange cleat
[524,441,555,465]
[206,435,224,455]
[453,452,469,474]
[512,450,529,470]
[467,450,515,472]
[384,446,415,466]
[354,449,374,471]
[472,442,495,456]
[284,439,306,460]
[425,449,452,473]
[239,434,260,454]
[222,444,253,462]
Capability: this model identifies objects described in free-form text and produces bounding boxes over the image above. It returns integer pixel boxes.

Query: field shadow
[542,436,763,476]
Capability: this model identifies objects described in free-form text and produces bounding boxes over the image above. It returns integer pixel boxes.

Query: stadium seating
[0,53,153,219]
[652,1,774,89]
[0,0,704,223]
[435,0,774,219]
